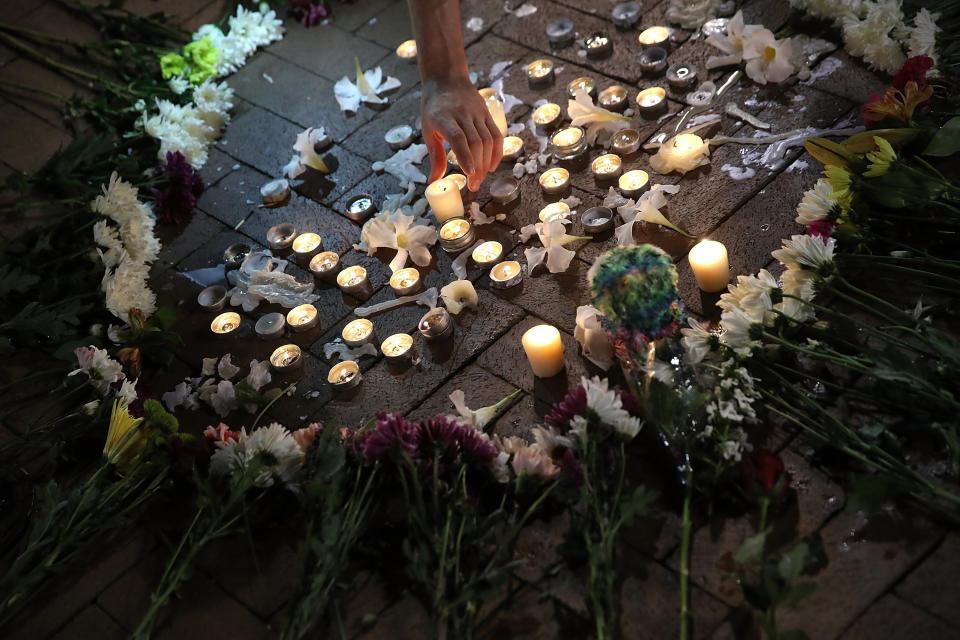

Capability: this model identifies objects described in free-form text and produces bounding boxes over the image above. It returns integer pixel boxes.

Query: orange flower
[861,81,934,125]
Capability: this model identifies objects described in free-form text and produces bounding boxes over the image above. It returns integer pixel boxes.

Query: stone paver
[895,532,960,629]
[838,594,960,640]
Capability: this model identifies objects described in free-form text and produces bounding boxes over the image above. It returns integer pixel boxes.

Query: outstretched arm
[406,0,503,191]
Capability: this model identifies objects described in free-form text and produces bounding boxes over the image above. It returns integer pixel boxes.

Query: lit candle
[489,176,520,204]
[396,39,417,60]
[197,284,226,312]
[638,26,670,49]
[637,47,669,76]
[522,324,565,378]
[342,318,375,347]
[270,344,302,373]
[598,85,628,112]
[532,103,562,132]
[479,88,508,136]
[267,223,297,251]
[539,201,571,222]
[611,129,641,156]
[567,76,596,99]
[688,240,730,292]
[345,193,376,222]
[210,311,241,337]
[385,124,415,150]
[381,333,414,364]
[419,307,453,341]
[292,232,323,262]
[502,136,524,162]
[650,133,710,175]
[446,173,468,196]
[618,169,650,198]
[636,87,667,118]
[551,126,585,160]
[337,265,369,296]
[286,304,319,332]
[591,153,623,180]
[666,63,698,91]
[584,32,613,59]
[425,177,465,223]
[489,260,523,289]
[472,241,503,267]
[309,251,341,281]
[438,218,475,252]
[539,167,570,195]
[255,312,286,340]
[389,267,422,296]
[526,59,555,87]
[328,360,361,390]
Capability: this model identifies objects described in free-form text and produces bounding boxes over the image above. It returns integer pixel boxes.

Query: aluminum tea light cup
[636,87,668,118]
[489,260,523,289]
[667,63,698,91]
[472,241,503,267]
[197,285,227,312]
[309,251,341,281]
[539,201,571,223]
[418,307,453,342]
[267,223,297,251]
[328,360,361,390]
[342,318,375,348]
[584,32,613,59]
[337,266,369,296]
[438,218,476,253]
[255,312,286,340]
[385,124,416,150]
[532,103,563,133]
[567,76,597,99]
[270,344,303,373]
[591,154,623,181]
[381,333,415,365]
[611,129,641,156]
[539,168,570,196]
[598,85,628,112]
[223,243,250,272]
[489,176,520,204]
[638,47,669,76]
[526,59,555,88]
[638,26,671,50]
[291,232,323,263]
[260,178,290,206]
[501,136,524,162]
[581,206,615,233]
[551,126,586,161]
[345,194,377,222]
[286,304,319,332]
[619,169,650,199]
[389,267,422,296]
[546,19,575,48]
[611,1,641,28]
[210,311,242,338]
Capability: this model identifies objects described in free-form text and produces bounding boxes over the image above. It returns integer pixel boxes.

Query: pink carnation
[204,423,241,448]
[511,446,559,479]
[292,423,323,452]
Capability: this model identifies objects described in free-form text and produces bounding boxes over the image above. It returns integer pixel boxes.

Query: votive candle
[489,260,523,289]
[337,265,369,296]
[598,85,628,112]
[689,240,730,292]
[472,241,503,267]
[309,251,341,281]
[522,324,565,377]
[328,360,361,389]
[591,154,623,180]
[210,312,241,337]
[567,76,596,99]
[270,344,302,373]
[292,232,323,262]
[526,59,555,87]
[396,39,417,60]
[638,26,670,49]
[539,167,570,195]
[619,169,650,198]
[502,136,524,162]
[636,87,667,117]
[532,103,562,131]
[286,304,319,332]
[425,177,465,223]
[381,333,414,363]
[389,267,422,296]
[342,318,375,347]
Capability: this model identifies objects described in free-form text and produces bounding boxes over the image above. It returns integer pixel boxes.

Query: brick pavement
[2,0,959,638]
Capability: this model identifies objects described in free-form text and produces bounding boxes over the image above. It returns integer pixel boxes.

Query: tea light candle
[223,243,250,272]
[636,87,667,118]
[389,267,422,296]
[328,360,361,390]
[667,63,698,91]
[637,47,669,76]
[689,240,730,292]
[260,178,290,205]
[638,26,670,49]
[539,167,571,195]
[309,251,341,281]
[591,153,623,180]
[292,232,323,262]
[396,39,417,60]
[539,201,571,222]
[502,136,524,162]
[611,129,641,156]
[211,311,241,337]
[489,260,524,289]
[267,223,297,251]
[546,19,575,47]
[551,126,585,159]
[418,307,453,342]
[425,177,465,223]
[472,241,503,267]
[619,169,650,198]
[479,88,508,136]
[381,333,414,364]
[270,344,302,373]
[567,77,596,99]
[526,59,555,87]
[651,133,709,174]
[584,32,613,59]
[337,266,369,296]
[438,218,476,253]
[581,206,615,233]
[342,318,375,347]
[385,124,415,150]
[489,176,520,204]
[287,304,319,332]
[533,103,562,130]
[446,173,468,196]
[197,285,227,312]
[612,1,641,28]
[255,312,286,340]
[345,193,376,222]
[598,85,628,112]
[522,324,565,378]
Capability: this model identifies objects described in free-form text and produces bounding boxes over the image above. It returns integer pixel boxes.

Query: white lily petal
[524,246,547,273]
[389,248,410,273]
[615,218,636,246]
[334,76,361,112]
[544,244,576,273]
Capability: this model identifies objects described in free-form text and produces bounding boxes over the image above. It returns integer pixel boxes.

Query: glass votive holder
[539,201,571,222]
[526,58,555,88]
[612,1,641,28]
[270,344,303,373]
[667,63,698,91]
[287,304,319,332]
[539,168,571,196]
[636,86,668,118]
[489,176,521,204]
[532,103,563,134]
[210,311,241,338]
[619,169,650,198]
[292,232,323,263]
[197,285,227,312]
[309,251,341,281]
[385,124,415,150]
[267,223,297,251]
[223,243,250,272]
[638,26,671,50]
[584,32,613,59]
[419,307,453,342]
[345,193,377,222]
[472,241,503,267]
[551,126,586,160]
[546,19,575,48]
[502,136,524,162]
[389,267,422,296]
[591,153,623,181]
[328,360,361,390]
[598,85,628,112]
[581,206,615,233]
[611,129,641,156]
[438,218,476,253]
[381,333,415,365]
[567,76,597,99]
[337,265,369,296]
[489,260,524,289]
[255,312,286,340]
[342,318,375,348]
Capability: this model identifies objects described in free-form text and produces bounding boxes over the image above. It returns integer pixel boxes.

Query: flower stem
[679,462,693,640]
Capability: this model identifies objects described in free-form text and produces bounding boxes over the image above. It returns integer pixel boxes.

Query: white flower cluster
[91,173,161,320]
[143,78,234,168]
[702,359,760,462]
[193,5,284,77]
[210,423,304,488]
[788,0,940,72]
[571,376,642,439]
[162,354,274,417]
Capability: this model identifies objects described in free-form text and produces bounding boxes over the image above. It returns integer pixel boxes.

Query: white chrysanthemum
[117,378,138,406]
[209,423,303,489]
[69,345,124,394]
[720,270,779,319]
[119,208,160,264]
[843,0,904,67]
[581,376,642,438]
[719,306,762,353]
[193,78,234,132]
[864,35,906,73]
[101,252,157,320]
[907,9,939,62]
[795,179,835,225]
[776,296,816,324]
[531,426,573,455]
[93,221,124,269]
[680,318,715,365]
[91,173,160,264]
[781,268,816,300]
[771,234,837,272]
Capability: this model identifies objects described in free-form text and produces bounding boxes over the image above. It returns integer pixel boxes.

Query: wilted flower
[706,11,760,69]
[615,184,689,245]
[449,388,520,429]
[861,81,934,125]
[567,89,630,146]
[285,126,331,179]
[334,58,401,113]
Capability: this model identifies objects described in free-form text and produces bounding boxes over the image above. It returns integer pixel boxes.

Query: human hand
[421,75,503,191]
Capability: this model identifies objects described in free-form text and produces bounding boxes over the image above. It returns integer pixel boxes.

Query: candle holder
[381,333,415,365]
[210,311,241,338]
[539,201,571,222]
[337,265,370,296]
[270,344,303,373]
[395,39,417,61]
[489,176,520,204]
[610,129,641,156]
[472,241,503,267]
[619,169,650,198]
[525,59,555,88]
[292,232,323,263]
[567,77,597,99]
[638,26,671,50]
[287,304,319,332]
[539,168,571,196]
[667,63,698,91]
[255,312,286,340]
[532,103,562,134]
[446,173,468,196]
[260,178,290,206]
[546,19,575,48]
[598,85,628,112]
[385,124,415,150]
[197,285,227,312]
[266,223,297,251]
[418,307,453,342]
[551,127,586,161]
[581,206,615,233]
[345,193,377,222]
[489,260,524,289]
[223,243,250,272]
[309,251,341,281]
[342,318,375,347]
[584,32,613,59]
[591,153,623,181]
[328,360,361,390]
[611,1,641,28]
[637,47,668,76]
[636,86,668,118]
[438,218,476,253]
[389,267,422,296]
[501,136,524,163]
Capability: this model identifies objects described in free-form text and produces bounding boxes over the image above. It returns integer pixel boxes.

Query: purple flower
[151,151,203,226]
[414,416,497,474]
[287,0,329,27]
[560,449,584,488]
[545,384,587,431]
[358,411,418,465]
[806,220,836,242]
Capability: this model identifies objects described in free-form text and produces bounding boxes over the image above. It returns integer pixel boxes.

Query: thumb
[424,128,447,183]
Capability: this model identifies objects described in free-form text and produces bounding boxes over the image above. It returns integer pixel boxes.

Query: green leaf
[778,581,817,609]
[777,542,809,581]
[735,530,767,565]
[923,117,960,157]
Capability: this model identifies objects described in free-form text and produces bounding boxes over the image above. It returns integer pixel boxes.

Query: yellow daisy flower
[104,398,147,470]
[824,165,853,210]
[863,136,897,177]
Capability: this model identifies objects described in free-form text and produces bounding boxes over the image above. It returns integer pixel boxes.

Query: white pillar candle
[689,240,730,292]
[522,324,565,378]
[425,177,465,223]
[480,88,508,136]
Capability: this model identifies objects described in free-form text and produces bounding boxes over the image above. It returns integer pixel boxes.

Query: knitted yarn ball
[588,244,684,345]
